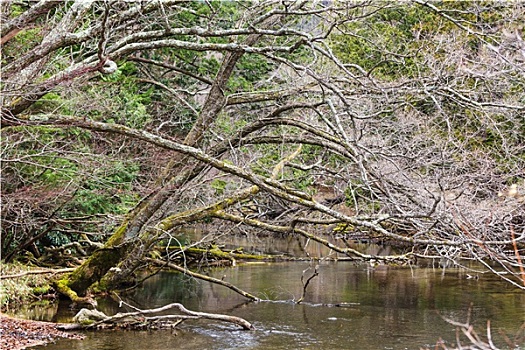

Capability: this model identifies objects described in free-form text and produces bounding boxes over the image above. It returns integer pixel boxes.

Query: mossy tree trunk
[54,13,284,298]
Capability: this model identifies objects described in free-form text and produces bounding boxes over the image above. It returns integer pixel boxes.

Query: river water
[26,261,524,350]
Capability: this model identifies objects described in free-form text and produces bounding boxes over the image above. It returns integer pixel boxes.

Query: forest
[1,1,524,349]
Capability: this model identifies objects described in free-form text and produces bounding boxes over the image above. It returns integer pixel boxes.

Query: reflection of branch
[145,258,260,302]
[428,305,525,350]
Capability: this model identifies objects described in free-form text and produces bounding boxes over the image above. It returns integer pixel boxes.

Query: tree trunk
[55,17,283,298]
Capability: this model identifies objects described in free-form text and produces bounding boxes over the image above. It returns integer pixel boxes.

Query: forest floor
[0,313,83,350]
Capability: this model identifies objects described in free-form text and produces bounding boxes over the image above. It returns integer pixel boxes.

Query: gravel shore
[0,314,83,350]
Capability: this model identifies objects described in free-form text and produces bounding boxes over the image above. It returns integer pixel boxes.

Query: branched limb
[212,209,415,264]
[71,300,254,330]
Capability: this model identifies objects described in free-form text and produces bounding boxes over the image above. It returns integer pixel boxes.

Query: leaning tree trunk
[53,22,281,300]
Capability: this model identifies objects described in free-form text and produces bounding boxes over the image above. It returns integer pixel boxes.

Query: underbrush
[0,262,55,312]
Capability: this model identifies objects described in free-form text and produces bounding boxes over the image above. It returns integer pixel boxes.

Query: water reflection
[191,231,397,260]
[27,261,525,350]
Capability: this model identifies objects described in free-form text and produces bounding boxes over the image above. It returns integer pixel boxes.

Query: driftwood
[63,303,254,330]
[73,309,108,323]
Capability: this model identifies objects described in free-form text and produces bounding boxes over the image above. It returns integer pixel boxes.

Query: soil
[0,313,84,350]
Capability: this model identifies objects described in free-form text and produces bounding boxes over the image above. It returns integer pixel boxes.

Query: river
[23,260,525,349]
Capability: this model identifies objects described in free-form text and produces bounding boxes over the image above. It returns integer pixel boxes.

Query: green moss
[106,221,129,246]
[80,319,95,326]
[333,223,355,233]
[30,299,52,307]
[53,275,81,301]
[32,285,51,295]
[56,221,130,296]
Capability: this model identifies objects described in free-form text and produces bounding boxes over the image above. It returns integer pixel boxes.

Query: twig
[510,225,525,287]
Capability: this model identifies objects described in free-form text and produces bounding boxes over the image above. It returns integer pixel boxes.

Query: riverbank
[0,313,83,350]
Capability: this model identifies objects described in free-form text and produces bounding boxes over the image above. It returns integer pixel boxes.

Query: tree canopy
[1,0,525,303]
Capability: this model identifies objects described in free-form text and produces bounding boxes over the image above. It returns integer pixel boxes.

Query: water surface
[26,261,524,349]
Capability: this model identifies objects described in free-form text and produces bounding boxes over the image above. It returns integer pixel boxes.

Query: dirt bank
[0,314,83,350]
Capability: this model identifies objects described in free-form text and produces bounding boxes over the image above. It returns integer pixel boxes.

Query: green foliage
[96,62,154,129]
[8,3,26,17]
[68,161,140,215]
[207,1,246,28]
[0,262,53,309]
[285,167,313,193]
[2,2,77,69]
[211,179,228,195]
[228,54,272,93]
[1,26,42,65]
[250,145,280,178]
[32,285,51,295]
[1,127,83,191]
[2,121,142,260]
[197,54,221,78]
[330,4,443,79]
[330,1,514,81]
[214,113,248,137]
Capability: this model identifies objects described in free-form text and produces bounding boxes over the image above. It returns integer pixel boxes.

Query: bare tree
[2,0,524,306]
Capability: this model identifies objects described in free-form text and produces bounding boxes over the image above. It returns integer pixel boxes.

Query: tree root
[52,277,97,308]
